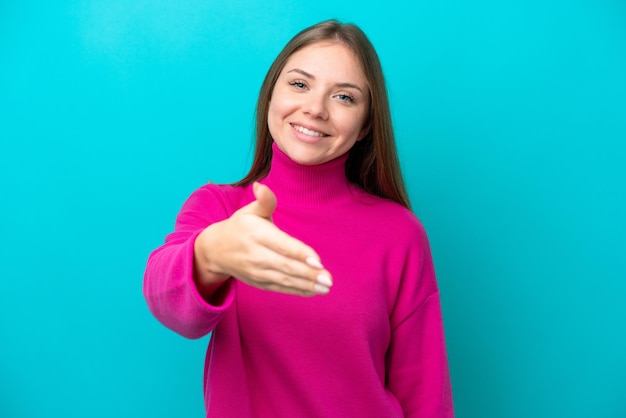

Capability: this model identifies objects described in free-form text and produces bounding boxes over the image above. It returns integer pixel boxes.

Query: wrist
[194,225,230,285]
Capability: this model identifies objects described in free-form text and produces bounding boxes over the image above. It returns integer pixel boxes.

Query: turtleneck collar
[261,142,352,208]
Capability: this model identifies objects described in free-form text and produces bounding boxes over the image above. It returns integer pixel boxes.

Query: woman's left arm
[386,227,454,417]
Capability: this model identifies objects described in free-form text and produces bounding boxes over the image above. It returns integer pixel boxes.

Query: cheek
[354,108,370,139]
[341,111,368,139]
[268,96,281,119]
[267,100,287,140]
[268,96,286,123]
[267,103,278,136]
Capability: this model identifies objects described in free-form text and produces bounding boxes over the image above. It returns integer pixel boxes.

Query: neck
[261,143,351,207]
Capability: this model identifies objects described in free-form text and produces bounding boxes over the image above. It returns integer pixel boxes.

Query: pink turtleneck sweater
[143,144,454,417]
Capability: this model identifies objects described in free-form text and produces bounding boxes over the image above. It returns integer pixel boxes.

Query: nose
[303,92,329,120]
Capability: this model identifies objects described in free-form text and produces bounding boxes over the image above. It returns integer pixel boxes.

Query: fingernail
[314,284,330,294]
[305,257,323,269]
[316,273,333,287]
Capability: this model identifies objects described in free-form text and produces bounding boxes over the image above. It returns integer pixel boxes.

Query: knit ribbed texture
[144,144,454,417]
[263,142,352,207]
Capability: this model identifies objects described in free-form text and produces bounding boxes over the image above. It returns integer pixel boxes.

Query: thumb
[241,182,277,219]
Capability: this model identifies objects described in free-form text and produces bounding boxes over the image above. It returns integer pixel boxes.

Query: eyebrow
[286,68,365,93]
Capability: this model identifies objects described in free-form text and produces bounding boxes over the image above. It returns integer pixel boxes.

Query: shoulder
[350,186,428,243]
[186,183,252,206]
[178,182,254,223]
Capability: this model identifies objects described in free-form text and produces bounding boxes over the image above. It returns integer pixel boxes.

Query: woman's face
[268,41,370,165]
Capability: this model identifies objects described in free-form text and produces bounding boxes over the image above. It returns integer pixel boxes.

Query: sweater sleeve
[386,225,454,417]
[143,185,236,339]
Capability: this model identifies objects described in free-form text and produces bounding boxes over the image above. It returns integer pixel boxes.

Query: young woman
[144,19,454,417]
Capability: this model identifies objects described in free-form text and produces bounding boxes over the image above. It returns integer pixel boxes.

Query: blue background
[1,1,625,417]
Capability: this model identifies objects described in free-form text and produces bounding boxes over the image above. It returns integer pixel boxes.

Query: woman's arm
[386,227,454,417]
[143,182,333,339]
[143,186,236,339]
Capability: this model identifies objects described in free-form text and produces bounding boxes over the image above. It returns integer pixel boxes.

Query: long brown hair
[235,19,411,209]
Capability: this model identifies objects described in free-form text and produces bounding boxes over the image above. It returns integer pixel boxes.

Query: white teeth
[292,124,326,137]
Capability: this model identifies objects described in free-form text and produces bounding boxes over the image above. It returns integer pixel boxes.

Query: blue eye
[289,81,307,89]
[336,94,355,103]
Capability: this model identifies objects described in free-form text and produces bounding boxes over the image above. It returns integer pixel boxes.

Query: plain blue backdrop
[1,1,625,417]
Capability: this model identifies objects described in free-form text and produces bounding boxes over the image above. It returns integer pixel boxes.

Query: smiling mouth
[291,123,329,137]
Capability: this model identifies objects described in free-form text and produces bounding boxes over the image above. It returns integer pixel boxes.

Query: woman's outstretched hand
[193,182,333,297]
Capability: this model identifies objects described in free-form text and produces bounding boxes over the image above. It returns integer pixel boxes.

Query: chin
[289,154,324,166]
[278,143,323,165]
